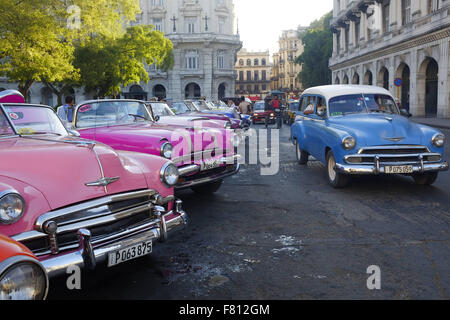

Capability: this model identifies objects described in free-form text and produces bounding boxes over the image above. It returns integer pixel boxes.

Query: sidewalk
[411,117,450,130]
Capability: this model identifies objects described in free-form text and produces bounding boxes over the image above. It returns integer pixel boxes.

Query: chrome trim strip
[357,145,431,154]
[34,190,157,231]
[176,163,240,190]
[178,165,200,176]
[55,203,152,234]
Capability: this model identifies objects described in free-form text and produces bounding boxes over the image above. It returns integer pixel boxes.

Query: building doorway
[153,85,167,101]
[425,58,438,117]
[396,63,410,111]
[218,83,226,100]
[185,83,201,99]
[124,85,148,101]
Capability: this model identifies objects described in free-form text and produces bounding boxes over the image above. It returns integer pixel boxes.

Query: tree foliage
[74,26,174,98]
[296,11,333,89]
[0,0,166,101]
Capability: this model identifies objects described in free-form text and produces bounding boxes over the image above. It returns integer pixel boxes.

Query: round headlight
[342,136,356,150]
[0,258,48,300]
[0,192,25,225]
[432,133,445,148]
[160,163,179,187]
[160,142,173,159]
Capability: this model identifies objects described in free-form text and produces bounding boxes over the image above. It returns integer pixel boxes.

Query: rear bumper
[335,161,449,175]
[40,203,188,278]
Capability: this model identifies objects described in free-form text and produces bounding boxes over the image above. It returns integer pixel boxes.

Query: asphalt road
[48,126,450,300]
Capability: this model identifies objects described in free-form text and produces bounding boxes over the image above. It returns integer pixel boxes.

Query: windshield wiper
[128,114,148,121]
[22,131,62,136]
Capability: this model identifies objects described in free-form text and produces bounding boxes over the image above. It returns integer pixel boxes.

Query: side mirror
[67,129,81,137]
[400,109,412,118]
[154,115,161,122]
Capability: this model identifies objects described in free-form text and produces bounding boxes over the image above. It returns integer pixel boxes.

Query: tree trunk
[18,81,34,102]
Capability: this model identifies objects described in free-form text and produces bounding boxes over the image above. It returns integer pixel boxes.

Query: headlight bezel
[342,136,356,150]
[0,191,26,225]
[160,142,173,159]
[0,256,49,300]
[432,133,445,148]
[160,162,180,188]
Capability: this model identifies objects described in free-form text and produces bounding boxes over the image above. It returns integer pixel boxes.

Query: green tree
[295,11,333,89]
[74,25,174,98]
[0,0,141,101]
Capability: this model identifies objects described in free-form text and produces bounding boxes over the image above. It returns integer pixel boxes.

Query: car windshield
[75,101,152,128]
[329,94,399,117]
[2,105,68,136]
[193,100,212,112]
[254,102,265,111]
[170,102,192,115]
[150,103,175,117]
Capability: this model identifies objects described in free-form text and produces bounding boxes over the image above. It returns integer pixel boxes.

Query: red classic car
[0,235,48,300]
[252,101,275,124]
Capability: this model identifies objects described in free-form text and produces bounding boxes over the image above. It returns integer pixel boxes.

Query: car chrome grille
[13,190,161,257]
[345,145,442,165]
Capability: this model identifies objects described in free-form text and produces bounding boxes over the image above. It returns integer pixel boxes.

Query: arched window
[254,59,259,66]
[239,59,244,66]
[247,59,251,66]
[261,58,266,66]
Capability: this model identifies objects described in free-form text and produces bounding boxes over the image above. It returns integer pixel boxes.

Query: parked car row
[0,90,247,299]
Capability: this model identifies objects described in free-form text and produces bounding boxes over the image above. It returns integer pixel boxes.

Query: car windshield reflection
[150,103,176,117]
[2,105,68,136]
[75,101,152,128]
[329,94,399,117]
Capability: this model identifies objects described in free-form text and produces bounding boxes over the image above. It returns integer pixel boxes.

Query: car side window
[301,96,316,114]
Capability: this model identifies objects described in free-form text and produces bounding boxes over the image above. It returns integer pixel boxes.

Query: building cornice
[330,25,450,71]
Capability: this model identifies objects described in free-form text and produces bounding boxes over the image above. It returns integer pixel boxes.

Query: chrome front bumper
[335,161,449,175]
[40,203,188,278]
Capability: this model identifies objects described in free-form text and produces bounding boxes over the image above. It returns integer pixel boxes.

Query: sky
[234,0,333,56]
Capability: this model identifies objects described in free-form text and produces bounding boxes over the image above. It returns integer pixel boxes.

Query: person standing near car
[238,96,251,115]
[57,96,75,126]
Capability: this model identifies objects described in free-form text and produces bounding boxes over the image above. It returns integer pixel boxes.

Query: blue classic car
[290,85,448,188]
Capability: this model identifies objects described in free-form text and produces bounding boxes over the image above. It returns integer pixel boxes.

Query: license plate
[385,165,414,174]
[201,159,221,171]
[107,240,153,267]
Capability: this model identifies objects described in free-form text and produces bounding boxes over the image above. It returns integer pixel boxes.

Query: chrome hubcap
[328,155,336,181]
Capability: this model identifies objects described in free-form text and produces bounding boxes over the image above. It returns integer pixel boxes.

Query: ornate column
[437,39,449,118]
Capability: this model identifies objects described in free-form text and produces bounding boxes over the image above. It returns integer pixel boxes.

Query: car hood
[158,116,225,129]
[78,122,230,154]
[0,136,148,211]
[327,113,437,147]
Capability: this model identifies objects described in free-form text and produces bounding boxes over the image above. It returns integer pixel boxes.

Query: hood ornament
[386,137,405,142]
[85,177,120,187]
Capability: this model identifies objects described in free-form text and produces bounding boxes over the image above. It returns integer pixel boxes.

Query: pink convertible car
[70,99,240,194]
[0,91,187,284]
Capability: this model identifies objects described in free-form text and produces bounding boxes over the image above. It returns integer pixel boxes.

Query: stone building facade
[235,49,272,100]
[329,0,450,118]
[0,0,241,105]
[127,0,242,101]
[271,27,307,100]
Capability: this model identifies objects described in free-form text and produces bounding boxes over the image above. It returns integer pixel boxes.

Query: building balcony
[179,69,205,79]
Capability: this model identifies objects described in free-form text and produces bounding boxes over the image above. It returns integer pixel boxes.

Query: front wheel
[295,140,309,165]
[191,180,223,194]
[326,151,350,188]
[412,172,438,185]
